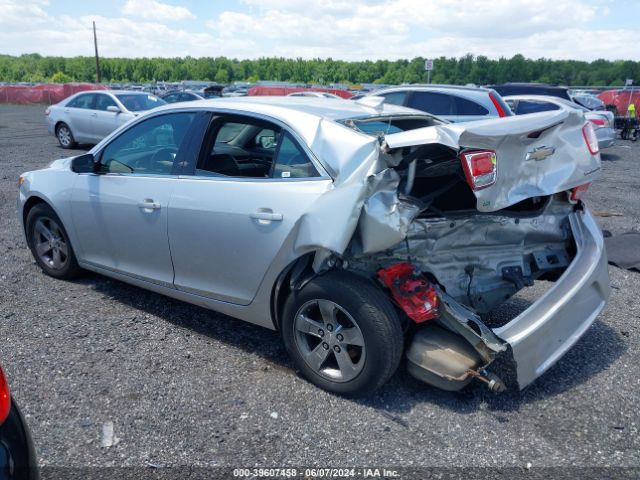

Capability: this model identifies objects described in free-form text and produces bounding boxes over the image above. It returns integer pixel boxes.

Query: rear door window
[380,91,407,106]
[163,93,180,103]
[196,116,280,178]
[67,93,96,109]
[271,131,319,179]
[408,92,454,116]
[454,97,489,115]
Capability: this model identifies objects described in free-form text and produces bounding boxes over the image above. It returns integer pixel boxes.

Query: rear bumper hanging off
[494,208,610,389]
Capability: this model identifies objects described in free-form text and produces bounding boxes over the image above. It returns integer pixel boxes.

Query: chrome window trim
[179,174,331,183]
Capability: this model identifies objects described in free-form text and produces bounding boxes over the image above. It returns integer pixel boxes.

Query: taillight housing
[582,123,599,155]
[0,366,10,424]
[589,118,607,127]
[488,92,509,117]
[568,183,590,203]
[44,107,50,116]
[460,150,497,190]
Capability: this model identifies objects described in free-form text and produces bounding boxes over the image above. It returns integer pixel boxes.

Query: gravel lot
[0,104,639,475]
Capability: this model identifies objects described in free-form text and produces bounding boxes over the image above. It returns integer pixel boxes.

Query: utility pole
[93,21,101,84]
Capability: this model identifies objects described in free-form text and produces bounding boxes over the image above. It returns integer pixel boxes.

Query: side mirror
[107,105,120,113]
[71,153,97,173]
[258,135,276,149]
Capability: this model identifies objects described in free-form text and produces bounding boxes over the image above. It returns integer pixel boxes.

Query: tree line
[0,53,637,87]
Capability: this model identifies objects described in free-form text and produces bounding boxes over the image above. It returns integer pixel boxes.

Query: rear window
[516,100,560,115]
[340,115,444,136]
[116,94,166,112]
[408,91,453,116]
[454,97,489,115]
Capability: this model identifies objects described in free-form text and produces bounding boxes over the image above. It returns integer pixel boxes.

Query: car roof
[503,94,571,103]
[153,95,422,122]
[106,90,157,96]
[371,84,493,93]
[493,82,568,88]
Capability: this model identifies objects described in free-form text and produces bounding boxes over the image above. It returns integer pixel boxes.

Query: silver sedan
[46,90,166,148]
[19,97,609,396]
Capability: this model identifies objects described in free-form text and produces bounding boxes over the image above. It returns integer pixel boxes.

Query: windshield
[572,95,604,110]
[555,97,590,112]
[340,115,445,136]
[116,94,166,112]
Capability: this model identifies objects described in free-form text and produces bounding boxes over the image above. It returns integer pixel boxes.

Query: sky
[1,0,638,61]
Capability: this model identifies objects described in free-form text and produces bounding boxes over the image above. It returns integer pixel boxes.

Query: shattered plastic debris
[101,421,120,448]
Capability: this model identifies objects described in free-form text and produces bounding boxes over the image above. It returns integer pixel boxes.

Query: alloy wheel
[33,217,69,271]
[57,126,71,147]
[293,299,366,383]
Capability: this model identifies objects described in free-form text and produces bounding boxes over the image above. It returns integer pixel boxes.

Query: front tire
[282,271,404,396]
[26,203,82,279]
[56,123,77,149]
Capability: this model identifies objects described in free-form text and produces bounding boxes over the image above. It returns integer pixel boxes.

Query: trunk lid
[383,109,601,212]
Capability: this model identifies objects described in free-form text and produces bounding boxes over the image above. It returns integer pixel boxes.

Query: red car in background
[0,366,38,480]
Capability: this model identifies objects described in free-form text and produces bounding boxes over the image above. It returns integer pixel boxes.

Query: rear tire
[56,123,77,149]
[282,271,404,396]
[26,203,83,279]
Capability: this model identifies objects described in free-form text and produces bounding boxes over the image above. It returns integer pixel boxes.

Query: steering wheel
[138,147,178,172]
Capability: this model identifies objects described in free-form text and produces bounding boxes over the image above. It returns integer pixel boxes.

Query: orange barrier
[0,83,107,105]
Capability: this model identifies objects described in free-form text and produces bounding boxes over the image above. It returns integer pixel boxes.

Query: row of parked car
[45,83,616,151]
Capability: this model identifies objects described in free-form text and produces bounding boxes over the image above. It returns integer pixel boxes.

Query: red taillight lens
[582,123,599,155]
[569,183,590,203]
[488,92,508,118]
[589,118,607,127]
[460,150,497,190]
[0,366,10,424]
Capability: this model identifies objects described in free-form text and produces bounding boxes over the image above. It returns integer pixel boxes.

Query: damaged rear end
[347,108,610,391]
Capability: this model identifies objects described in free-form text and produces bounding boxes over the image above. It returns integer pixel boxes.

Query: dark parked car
[0,366,38,480]
[160,90,205,103]
[489,83,606,112]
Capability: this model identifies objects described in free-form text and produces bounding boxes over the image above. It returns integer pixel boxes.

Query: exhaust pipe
[406,326,506,393]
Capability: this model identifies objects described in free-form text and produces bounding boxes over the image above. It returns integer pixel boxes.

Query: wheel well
[22,196,47,233]
[270,253,317,332]
[54,121,68,133]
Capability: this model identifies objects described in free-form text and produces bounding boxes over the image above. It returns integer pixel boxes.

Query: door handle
[250,211,283,222]
[138,199,161,211]
[91,112,97,117]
